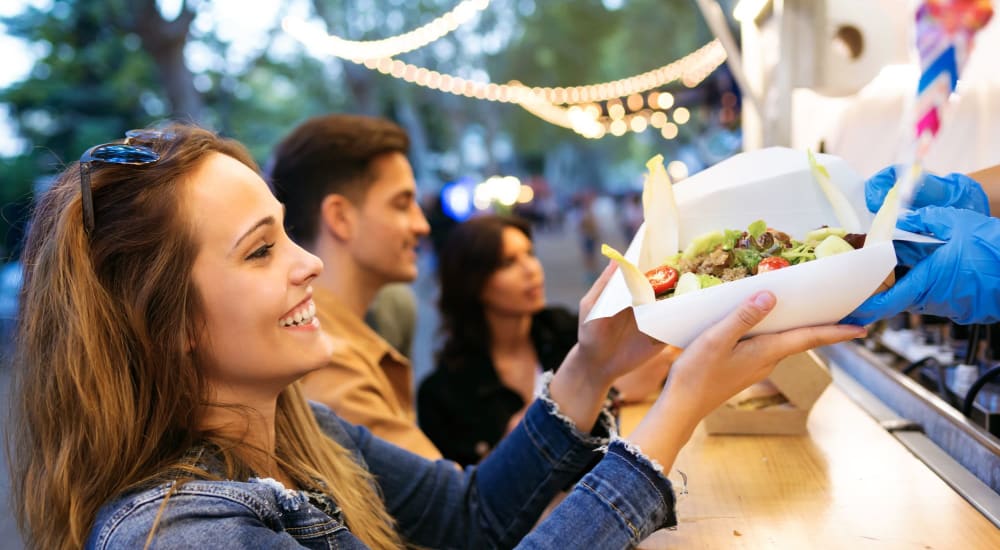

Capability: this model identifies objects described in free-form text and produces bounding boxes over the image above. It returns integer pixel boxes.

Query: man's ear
[320,194,356,242]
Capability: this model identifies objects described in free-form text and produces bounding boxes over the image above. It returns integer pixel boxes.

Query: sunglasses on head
[79,129,175,235]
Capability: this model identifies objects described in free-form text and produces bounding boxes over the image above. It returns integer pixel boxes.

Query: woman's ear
[320,194,356,242]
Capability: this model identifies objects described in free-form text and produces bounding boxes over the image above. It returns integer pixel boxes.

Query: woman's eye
[246,242,275,260]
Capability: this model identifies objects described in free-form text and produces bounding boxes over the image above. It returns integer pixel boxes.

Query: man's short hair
[269,114,410,247]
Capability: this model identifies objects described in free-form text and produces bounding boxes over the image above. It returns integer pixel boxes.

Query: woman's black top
[417,307,578,466]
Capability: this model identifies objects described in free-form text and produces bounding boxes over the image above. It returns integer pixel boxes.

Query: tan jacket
[301,286,442,460]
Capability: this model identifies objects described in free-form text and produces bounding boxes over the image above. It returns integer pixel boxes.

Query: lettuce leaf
[681,230,725,260]
[734,248,762,272]
[697,274,723,288]
[780,242,816,265]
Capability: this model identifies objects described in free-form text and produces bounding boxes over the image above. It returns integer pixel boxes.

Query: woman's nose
[522,256,543,276]
[291,244,323,285]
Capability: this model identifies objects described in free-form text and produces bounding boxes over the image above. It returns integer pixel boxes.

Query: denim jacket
[86,386,677,549]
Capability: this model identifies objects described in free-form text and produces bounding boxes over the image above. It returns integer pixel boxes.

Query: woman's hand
[549,261,667,431]
[575,261,668,387]
[628,291,866,472]
[612,346,680,404]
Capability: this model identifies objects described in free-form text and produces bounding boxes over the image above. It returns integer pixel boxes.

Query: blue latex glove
[865,166,991,216]
[844,206,1000,325]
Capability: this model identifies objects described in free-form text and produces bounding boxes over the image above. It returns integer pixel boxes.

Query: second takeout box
[702,351,832,435]
[587,147,897,348]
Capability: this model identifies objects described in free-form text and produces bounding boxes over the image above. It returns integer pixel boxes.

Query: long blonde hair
[8,124,402,549]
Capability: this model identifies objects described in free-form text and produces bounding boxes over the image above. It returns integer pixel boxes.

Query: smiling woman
[9,124,399,549]
[8,123,864,550]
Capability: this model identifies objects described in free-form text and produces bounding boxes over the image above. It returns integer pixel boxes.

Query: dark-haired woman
[419,215,676,466]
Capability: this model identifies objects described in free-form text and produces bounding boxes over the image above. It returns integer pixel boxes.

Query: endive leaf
[807,150,862,233]
[601,244,655,306]
[865,164,920,246]
[639,154,679,271]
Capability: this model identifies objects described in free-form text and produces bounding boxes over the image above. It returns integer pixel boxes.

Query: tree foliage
[0,0,726,256]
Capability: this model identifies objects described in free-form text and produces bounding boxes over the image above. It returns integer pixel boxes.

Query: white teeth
[280,300,316,327]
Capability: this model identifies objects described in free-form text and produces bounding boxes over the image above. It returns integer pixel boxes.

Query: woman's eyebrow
[231,206,285,253]
[231,216,275,253]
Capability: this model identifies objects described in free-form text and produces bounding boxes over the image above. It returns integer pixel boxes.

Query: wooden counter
[621,385,1000,548]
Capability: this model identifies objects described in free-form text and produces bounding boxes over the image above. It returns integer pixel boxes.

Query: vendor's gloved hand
[865,166,991,215]
[844,206,1000,325]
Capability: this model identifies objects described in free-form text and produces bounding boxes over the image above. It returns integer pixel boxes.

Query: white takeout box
[587,147,899,347]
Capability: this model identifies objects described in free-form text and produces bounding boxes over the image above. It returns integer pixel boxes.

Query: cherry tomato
[757,256,791,274]
[645,265,679,295]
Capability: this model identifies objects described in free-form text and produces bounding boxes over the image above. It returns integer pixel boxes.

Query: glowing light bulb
[657,92,674,110]
[667,160,689,180]
[610,119,628,136]
[626,93,644,112]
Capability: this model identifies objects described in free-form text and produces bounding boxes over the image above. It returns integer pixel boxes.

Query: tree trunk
[312,0,380,115]
[394,96,436,189]
[129,0,204,122]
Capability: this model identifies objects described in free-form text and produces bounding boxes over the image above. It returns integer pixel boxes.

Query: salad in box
[587,147,930,348]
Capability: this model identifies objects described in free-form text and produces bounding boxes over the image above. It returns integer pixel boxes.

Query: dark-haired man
[270,114,440,459]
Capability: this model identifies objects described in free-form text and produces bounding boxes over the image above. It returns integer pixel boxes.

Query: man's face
[347,152,430,286]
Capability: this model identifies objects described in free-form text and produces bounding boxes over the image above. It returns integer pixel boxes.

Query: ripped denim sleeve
[533,371,619,447]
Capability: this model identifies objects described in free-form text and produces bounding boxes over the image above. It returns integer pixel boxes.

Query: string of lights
[285,9,727,139]
[355,40,724,139]
[505,43,723,140]
[281,0,491,61]
[352,38,724,102]
[519,86,702,140]
[514,39,726,105]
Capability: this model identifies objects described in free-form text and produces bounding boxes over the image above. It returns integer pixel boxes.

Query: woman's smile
[279,297,319,329]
